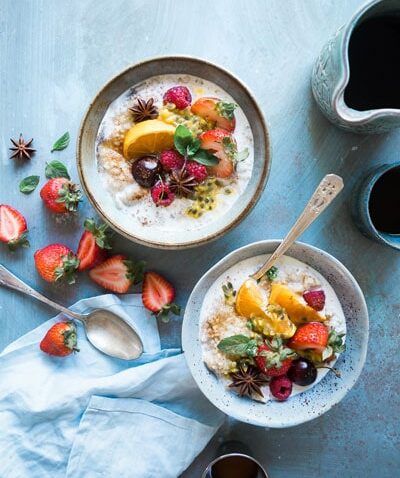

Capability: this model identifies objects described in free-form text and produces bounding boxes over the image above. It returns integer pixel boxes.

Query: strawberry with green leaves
[255,337,297,377]
[34,243,80,284]
[191,97,237,131]
[77,218,112,271]
[40,177,82,213]
[0,204,30,250]
[142,271,181,322]
[40,321,79,357]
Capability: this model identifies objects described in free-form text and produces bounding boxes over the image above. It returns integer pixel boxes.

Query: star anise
[129,97,159,123]
[229,364,268,398]
[169,168,197,197]
[9,134,36,160]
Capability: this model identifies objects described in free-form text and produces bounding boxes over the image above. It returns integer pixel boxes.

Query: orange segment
[235,279,296,339]
[269,283,326,325]
[123,120,175,159]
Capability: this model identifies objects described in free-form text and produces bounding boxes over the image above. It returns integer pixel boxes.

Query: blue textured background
[1,1,399,476]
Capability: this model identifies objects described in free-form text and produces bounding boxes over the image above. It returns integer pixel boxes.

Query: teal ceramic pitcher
[312,0,400,134]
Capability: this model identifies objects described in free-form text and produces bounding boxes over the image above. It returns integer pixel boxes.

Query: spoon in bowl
[0,264,144,360]
[251,173,344,282]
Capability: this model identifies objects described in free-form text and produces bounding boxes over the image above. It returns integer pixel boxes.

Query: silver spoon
[0,264,143,360]
[252,173,344,281]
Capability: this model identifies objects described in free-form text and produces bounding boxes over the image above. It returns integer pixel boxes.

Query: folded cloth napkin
[0,294,224,478]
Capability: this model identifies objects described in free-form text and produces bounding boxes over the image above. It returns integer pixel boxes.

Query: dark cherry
[287,358,317,386]
[132,155,162,188]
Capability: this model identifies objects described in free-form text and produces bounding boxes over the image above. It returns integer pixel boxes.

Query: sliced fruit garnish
[123,120,175,159]
[288,322,329,353]
[142,271,181,322]
[269,283,326,324]
[200,128,234,178]
[0,204,29,250]
[191,97,236,131]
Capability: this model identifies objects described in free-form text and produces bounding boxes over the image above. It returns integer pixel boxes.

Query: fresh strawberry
[151,180,175,206]
[200,129,235,178]
[185,161,208,182]
[76,218,112,271]
[89,254,145,293]
[255,338,296,377]
[303,289,326,311]
[0,204,29,250]
[40,321,79,357]
[191,97,236,131]
[288,322,329,353]
[159,149,184,171]
[40,177,82,213]
[163,86,192,110]
[34,244,79,284]
[142,271,181,321]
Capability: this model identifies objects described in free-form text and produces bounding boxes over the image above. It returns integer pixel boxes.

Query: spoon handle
[0,264,83,321]
[251,174,344,281]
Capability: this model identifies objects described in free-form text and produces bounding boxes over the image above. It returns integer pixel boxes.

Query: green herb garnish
[174,125,218,166]
[222,281,237,306]
[222,136,249,166]
[45,160,70,179]
[216,101,237,120]
[51,132,70,152]
[265,266,278,281]
[19,175,40,194]
[217,335,258,358]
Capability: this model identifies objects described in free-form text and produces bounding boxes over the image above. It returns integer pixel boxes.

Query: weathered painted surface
[0,1,398,476]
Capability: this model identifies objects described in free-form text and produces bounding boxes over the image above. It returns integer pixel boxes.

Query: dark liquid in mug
[344,16,400,110]
[369,168,400,234]
[211,455,259,478]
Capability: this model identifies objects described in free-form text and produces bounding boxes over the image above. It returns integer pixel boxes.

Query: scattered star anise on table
[9,134,36,160]
[169,168,197,197]
[229,364,268,398]
[129,97,159,122]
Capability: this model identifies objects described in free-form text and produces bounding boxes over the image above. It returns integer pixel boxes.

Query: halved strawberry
[0,204,29,250]
[255,339,296,377]
[76,218,112,271]
[288,322,329,353]
[200,129,235,178]
[89,255,144,293]
[191,97,236,131]
[142,271,181,322]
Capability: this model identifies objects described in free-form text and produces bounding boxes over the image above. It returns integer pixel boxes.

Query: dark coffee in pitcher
[369,167,400,234]
[344,15,400,110]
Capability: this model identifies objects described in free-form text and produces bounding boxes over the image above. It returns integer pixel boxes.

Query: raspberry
[159,150,184,172]
[163,86,192,110]
[151,181,175,207]
[269,376,292,401]
[185,161,208,183]
[303,290,326,311]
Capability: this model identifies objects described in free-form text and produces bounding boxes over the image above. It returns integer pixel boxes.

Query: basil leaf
[218,335,252,356]
[174,125,194,156]
[192,148,219,166]
[19,175,40,194]
[51,132,70,152]
[45,160,70,179]
[187,137,200,156]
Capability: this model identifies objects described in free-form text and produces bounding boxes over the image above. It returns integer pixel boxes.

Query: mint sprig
[174,125,218,166]
[217,335,258,358]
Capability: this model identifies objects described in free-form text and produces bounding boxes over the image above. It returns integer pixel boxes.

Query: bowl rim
[182,239,369,427]
[76,55,272,250]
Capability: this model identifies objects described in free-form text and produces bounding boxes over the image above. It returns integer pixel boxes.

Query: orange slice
[123,120,175,159]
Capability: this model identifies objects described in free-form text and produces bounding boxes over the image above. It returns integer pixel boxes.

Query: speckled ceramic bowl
[77,56,271,249]
[182,240,368,428]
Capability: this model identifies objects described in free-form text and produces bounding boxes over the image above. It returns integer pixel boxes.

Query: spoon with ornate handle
[251,174,344,281]
[0,264,143,360]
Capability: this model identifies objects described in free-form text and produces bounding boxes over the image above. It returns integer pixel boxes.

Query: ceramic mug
[312,0,400,134]
[351,162,400,250]
[201,453,269,478]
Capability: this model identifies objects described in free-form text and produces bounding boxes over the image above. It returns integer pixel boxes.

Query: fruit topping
[269,283,326,324]
[287,358,317,386]
[34,244,79,284]
[288,322,329,353]
[159,149,184,172]
[200,128,235,178]
[303,289,326,311]
[142,271,181,321]
[89,254,144,293]
[191,97,236,131]
[269,375,293,401]
[0,204,29,250]
[229,364,268,398]
[123,120,175,159]
[185,161,208,182]
[255,338,297,377]
[151,180,175,207]
[129,97,158,123]
[131,155,162,188]
[169,168,197,197]
[40,321,79,357]
[40,177,82,213]
[76,218,112,271]
[163,86,192,110]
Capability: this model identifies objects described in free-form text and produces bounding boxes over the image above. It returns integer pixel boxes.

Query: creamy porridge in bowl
[78,57,270,249]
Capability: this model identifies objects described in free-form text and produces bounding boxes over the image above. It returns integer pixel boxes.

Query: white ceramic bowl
[182,240,368,428]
